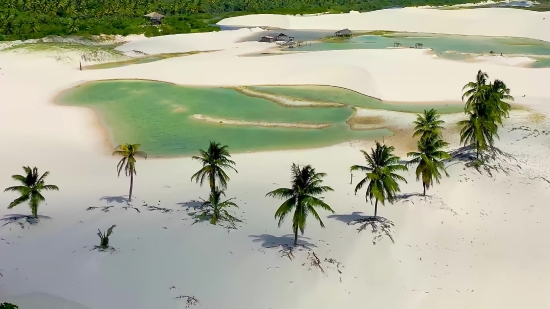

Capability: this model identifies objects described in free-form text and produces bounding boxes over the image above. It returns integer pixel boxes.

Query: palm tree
[190,188,241,228]
[407,136,451,196]
[462,70,489,112]
[413,109,445,141]
[351,142,407,217]
[488,79,513,124]
[191,141,237,193]
[4,166,59,218]
[266,164,334,246]
[113,143,147,202]
[458,112,498,160]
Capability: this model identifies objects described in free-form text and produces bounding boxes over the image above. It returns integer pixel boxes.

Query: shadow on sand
[99,195,130,204]
[1,214,52,228]
[177,200,203,211]
[249,233,316,249]
[329,212,395,244]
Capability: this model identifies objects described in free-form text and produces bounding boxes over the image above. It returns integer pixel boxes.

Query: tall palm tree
[407,136,451,196]
[488,79,513,124]
[413,109,445,141]
[191,188,241,228]
[266,164,334,246]
[462,70,489,112]
[458,112,498,160]
[351,142,407,217]
[191,141,237,193]
[4,166,59,218]
[113,143,147,202]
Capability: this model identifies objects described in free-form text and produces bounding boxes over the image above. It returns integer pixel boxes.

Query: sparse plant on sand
[191,141,237,194]
[0,303,19,309]
[97,225,116,250]
[113,143,147,202]
[189,188,242,229]
[351,142,408,217]
[459,70,513,160]
[266,164,334,246]
[4,166,59,219]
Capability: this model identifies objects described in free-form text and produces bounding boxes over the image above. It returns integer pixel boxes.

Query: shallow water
[57,81,401,156]
[249,85,464,114]
[293,33,550,66]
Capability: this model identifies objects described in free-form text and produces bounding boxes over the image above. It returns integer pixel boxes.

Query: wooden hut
[275,33,290,41]
[335,29,352,37]
[144,12,164,25]
[259,35,276,43]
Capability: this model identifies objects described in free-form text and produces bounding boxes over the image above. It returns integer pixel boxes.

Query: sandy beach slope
[1,7,550,309]
[218,7,550,41]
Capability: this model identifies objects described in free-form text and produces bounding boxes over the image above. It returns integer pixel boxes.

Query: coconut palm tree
[190,188,241,228]
[413,109,445,141]
[462,70,489,112]
[266,164,334,246]
[458,111,498,160]
[351,142,407,217]
[113,143,147,202]
[488,79,513,124]
[191,141,237,193]
[407,136,451,196]
[4,166,59,218]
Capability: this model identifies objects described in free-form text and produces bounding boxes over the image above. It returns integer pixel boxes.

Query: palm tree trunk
[210,171,215,193]
[129,172,134,202]
[374,199,378,218]
[423,182,426,196]
[293,225,299,246]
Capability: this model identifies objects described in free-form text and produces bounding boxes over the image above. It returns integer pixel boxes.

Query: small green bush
[0,303,19,309]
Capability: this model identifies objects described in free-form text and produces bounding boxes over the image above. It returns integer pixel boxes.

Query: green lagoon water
[57,80,400,156]
[249,85,463,114]
[295,33,550,67]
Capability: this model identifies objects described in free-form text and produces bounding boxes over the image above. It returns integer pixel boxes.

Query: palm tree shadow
[99,196,130,204]
[329,212,395,245]
[249,234,316,250]
[1,214,52,228]
[177,200,202,211]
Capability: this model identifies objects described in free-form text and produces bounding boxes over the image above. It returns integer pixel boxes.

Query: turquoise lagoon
[293,33,550,67]
[56,81,461,156]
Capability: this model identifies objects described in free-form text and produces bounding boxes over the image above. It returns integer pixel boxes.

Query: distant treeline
[0,0,547,41]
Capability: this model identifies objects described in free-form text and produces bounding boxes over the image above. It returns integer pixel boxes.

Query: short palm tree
[4,166,59,218]
[413,109,445,141]
[458,112,498,160]
[190,188,241,228]
[113,144,147,202]
[351,142,408,217]
[191,141,237,193]
[407,136,451,196]
[266,164,334,246]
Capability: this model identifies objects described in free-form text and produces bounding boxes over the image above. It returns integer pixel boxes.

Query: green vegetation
[3,166,59,219]
[97,225,116,250]
[459,70,513,160]
[113,144,148,202]
[351,142,408,218]
[266,164,334,246]
[407,109,451,196]
[0,303,18,309]
[2,0,530,41]
[191,141,238,194]
[189,188,242,229]
[84,51,206,70]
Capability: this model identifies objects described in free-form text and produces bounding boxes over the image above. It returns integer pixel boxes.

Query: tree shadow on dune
[99,195,130,204]
[249,234,316,260]
[329,212,394,245]
[1,214,52,228]
[176,200,202,211]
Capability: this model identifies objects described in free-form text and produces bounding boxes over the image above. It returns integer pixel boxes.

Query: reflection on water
[56,81,462,156]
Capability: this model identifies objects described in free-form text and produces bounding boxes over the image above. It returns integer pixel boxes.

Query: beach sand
[1,7,550,309]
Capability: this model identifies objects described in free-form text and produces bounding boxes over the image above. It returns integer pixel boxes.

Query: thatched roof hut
[335,28,352,37]
[144,12,165,20]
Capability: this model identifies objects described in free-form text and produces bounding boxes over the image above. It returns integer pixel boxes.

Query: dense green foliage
[191,141,237,194]
[0,303,18,309]
[1,0,532,41]
[459,70,513,160]
[190,188,242,229]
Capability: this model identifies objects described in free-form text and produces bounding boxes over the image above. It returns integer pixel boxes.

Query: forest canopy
[0,0,544,41]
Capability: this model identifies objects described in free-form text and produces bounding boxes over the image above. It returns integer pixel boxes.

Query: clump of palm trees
[459,70,513,161]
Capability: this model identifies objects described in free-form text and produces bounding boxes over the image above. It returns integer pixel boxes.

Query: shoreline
[191,113,333,129]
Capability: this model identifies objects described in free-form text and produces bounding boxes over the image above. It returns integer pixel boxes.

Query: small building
[259,35,276,43]
[335,29,352,37]
[275,33,290,41]
[144,12,164,25]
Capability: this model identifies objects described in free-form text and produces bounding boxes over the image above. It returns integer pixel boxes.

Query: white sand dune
[116,28,264,54]
[218,8,550,41]
[1,7,550,309]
